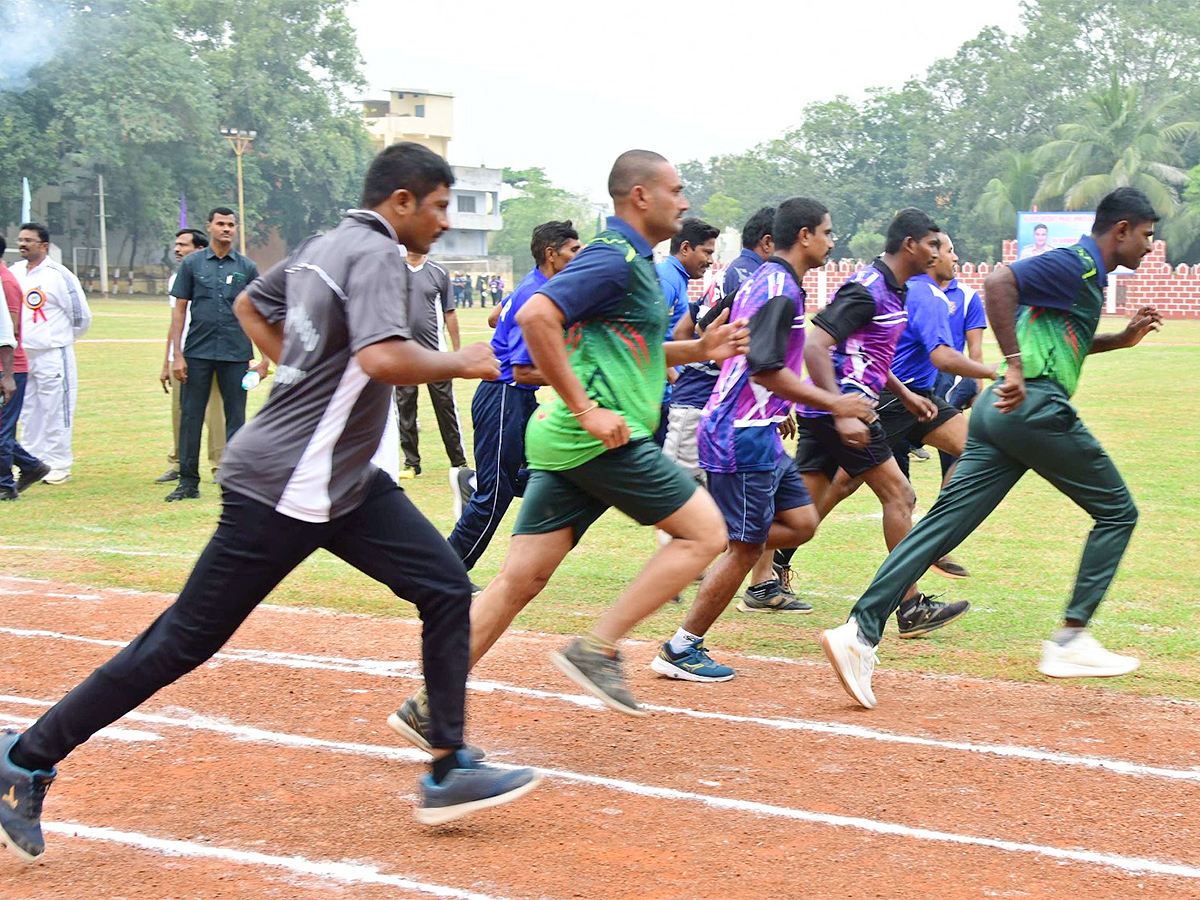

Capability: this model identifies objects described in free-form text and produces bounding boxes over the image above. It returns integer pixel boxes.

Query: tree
[700,193,744,231]
[848,232,885,261]
[1034,78,1198,215]
[490,168,593,266]
[974,151,1042,234]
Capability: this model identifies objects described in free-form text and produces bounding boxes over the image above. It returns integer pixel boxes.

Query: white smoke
[0,0,72,93]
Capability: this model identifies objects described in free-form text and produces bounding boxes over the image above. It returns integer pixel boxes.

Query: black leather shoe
[896,592,970,639]
[15,462,50,493]
[154,469,180,483]
[0,487,18,502]
[164,485,200,502]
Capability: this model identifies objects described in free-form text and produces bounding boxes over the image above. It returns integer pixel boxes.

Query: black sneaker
[165,484,200,502]
[0,732,55,861]
[15,462,49,494]
[931,556,970,579]
[550,638,645,716]
[0,487,18,502]
[450,466,475,521]
[895,592,970,639]
[416,749,541,826]
[387,695,485,761]
[154,469,180,483]
[737,580,813,613]
[771,562,799,602]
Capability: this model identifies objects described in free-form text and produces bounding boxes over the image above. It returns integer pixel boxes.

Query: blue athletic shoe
[650,639,735,682]
[0,731,56,862]
[416,749,541,825]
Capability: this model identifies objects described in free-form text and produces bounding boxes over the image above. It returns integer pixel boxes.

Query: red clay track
[0,575,1197,899]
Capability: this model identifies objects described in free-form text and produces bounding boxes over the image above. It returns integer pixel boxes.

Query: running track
[0,575,1196,899]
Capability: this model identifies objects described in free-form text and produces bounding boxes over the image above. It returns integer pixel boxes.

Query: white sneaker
[449,467,475,521]
[1038,631,1140,678]
[820,617,878,709]
[42,469,71,485]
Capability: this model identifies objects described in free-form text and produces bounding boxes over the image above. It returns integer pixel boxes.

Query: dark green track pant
[850,378,1138,645]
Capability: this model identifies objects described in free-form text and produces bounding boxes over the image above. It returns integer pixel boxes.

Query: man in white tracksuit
[11,222,92,485]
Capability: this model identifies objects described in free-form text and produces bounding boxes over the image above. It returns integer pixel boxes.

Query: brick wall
[688,238,1200,319]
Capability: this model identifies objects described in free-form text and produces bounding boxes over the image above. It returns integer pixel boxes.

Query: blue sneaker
[416,749,541,826]
[650,639,735,682]
[0,731,56,862]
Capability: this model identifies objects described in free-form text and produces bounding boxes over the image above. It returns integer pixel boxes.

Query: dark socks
[773,547,797,568]
[8,737,49,773]
[431,749,466,783]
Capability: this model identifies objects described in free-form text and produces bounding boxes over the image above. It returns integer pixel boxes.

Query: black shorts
[794,415,893,480]
[876,389,960,448]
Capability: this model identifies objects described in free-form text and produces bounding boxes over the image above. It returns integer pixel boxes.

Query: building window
[457,195,476,213]
[415,104,425,118]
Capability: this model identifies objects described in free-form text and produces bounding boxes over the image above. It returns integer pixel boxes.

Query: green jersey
[1006,238,1107,397]
[525,226,669,470]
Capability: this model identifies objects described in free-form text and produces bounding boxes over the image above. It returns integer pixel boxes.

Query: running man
[792,208,969,636]
[822,187,1162,709]
[447,220,583,572]
[0,144,541,863]
[387,149,748,743]
[652,198,875,682]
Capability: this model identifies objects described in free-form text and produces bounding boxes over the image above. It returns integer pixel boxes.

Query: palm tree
[1033,77,1198,215]
[974,149,1041,232]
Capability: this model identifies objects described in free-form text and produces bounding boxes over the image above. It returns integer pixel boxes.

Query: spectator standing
[10,222,91,487]
[167,207,263,501]
[489,274,504,306]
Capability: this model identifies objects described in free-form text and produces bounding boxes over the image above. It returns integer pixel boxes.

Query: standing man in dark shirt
[822,188,1161,709]
[167,207,264,501]
[394,253,471,492]
[0,144,540,864]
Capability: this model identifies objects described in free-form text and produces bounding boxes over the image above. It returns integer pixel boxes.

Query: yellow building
[359,89,454,158]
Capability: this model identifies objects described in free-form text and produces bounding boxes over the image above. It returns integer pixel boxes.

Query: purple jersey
[698,259,806,473]
[797,260,908,416]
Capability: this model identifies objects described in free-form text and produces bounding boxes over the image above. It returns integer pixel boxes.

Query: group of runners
[1,143,1164,862]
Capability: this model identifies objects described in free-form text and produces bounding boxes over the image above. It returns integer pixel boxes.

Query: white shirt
[11,257,91,352]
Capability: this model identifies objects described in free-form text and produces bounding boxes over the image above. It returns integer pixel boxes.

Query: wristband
[570,403,598,418]
[1004,352,1023,359]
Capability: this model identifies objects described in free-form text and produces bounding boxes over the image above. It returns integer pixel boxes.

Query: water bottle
[241,369,261,391]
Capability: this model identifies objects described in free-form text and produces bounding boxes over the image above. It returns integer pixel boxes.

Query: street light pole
[219,127,257,255]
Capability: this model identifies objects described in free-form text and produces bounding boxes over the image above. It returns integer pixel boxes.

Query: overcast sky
[348,0,1025,203]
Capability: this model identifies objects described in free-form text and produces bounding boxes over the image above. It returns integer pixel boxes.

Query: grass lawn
[5,299,1198,697]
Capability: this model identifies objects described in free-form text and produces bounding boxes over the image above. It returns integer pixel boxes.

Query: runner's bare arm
[982,266,1025,413]
[1090,305,1162,353]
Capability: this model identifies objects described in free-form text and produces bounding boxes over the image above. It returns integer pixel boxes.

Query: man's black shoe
[0,487,17,502]
[154,469,180,483]
[0,731,55,861]
[895,592,970,639]
[165,485,200,502]
[15,462,50,494]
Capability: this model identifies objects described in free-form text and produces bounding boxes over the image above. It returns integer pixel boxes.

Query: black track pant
[17,471,471,769]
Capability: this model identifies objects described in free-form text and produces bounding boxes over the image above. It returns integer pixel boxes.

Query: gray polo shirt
[170,246,260,361]
[217,210,410,522]
[406,259,453,350]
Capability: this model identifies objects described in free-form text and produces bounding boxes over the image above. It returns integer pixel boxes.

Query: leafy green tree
[1034,78,1198,214]
[490,167,593,266]
[700,193,744,231]
[974,151,1042,235]
[848,232,884,261]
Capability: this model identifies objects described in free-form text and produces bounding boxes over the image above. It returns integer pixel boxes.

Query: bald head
[607,149,670,199]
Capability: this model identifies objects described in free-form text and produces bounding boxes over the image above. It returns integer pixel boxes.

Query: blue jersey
[892,274,955,391]
[698,259,807,474]
[942,277,987,352]
[491,266,547,389]
[657,256,692,404]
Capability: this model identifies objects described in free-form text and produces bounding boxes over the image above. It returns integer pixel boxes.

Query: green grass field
[5,299,1198,697]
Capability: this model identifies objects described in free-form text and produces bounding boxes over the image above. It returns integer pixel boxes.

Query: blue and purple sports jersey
[892,274,955,391]
[797,260,908,416]
[698,259,806,474]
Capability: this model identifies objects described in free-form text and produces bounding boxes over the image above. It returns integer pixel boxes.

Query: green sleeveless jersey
[525,229,669,470]
[1008,241,1104,397]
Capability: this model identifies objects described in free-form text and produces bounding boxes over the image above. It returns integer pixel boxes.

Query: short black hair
[607,149,669,199]
[670,217,719,254]
[1034,223,1048,232]
[1092,187,1160,235]
[884,208,940,254]
[530,220,579,265]
[772,198,829,252]
[741,207,776,250]
[19,222,49,243]
[361,141,456,207]
[207,207,236,222]
[175,228,209,249]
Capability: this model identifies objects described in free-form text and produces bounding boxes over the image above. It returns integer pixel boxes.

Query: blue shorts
[706,458,812,544]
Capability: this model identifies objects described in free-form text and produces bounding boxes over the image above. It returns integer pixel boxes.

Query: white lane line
[6,698,1196,882]
[0,710,159,742]
[43,823,514,900]
[4,626,1200,785]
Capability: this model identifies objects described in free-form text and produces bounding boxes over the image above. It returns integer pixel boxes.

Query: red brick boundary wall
[690,239,1199,319]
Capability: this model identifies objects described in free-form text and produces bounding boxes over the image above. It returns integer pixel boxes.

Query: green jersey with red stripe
[1009,242,1104,397]
[525,229,668,470]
